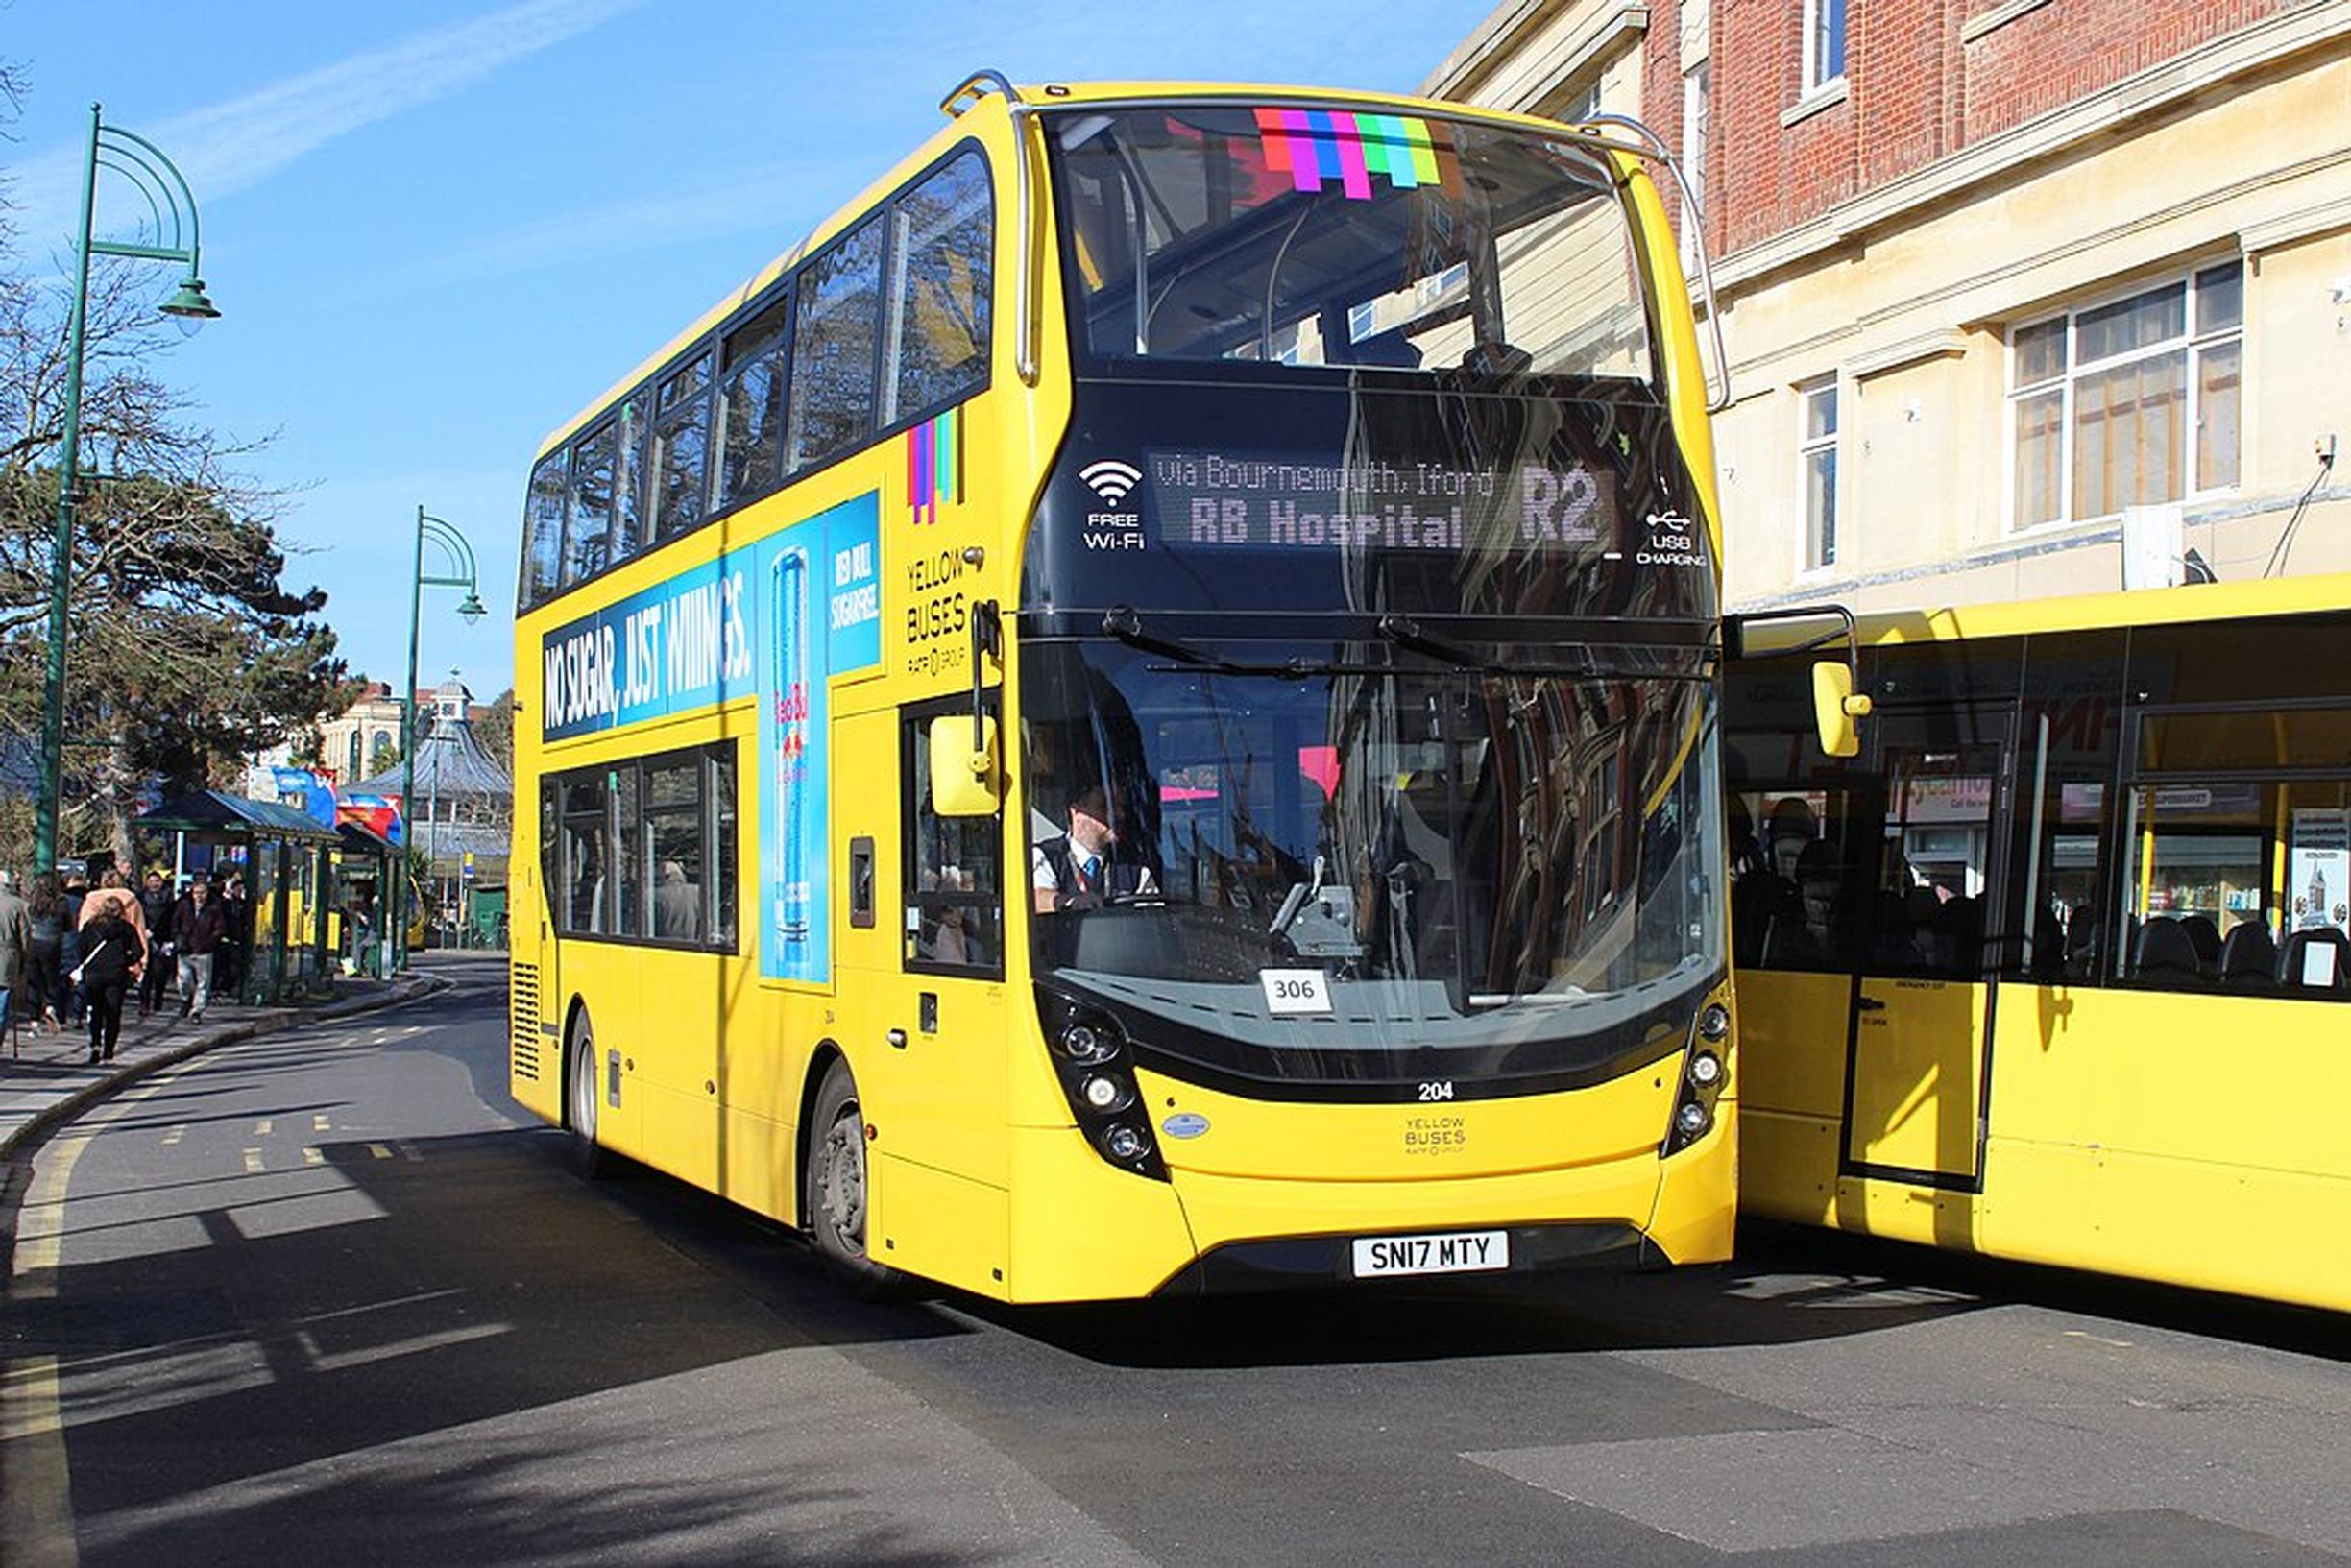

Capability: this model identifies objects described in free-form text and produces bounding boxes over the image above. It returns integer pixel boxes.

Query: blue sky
[3,0,1493,700]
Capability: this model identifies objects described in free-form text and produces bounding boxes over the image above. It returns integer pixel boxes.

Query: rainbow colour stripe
[908,405,962,524]
[1253,109,1451,200]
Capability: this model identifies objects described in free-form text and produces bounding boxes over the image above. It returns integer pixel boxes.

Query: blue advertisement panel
[756,493,882,984]
[539,493,882,988]
[825,497,883,673]
[540,556,755,742]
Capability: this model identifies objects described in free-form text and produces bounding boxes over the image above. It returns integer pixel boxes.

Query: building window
[1682,63,1709,273]
[2009,263,2242,530]
[1799,379,1838,570]
[1804,0,1848,94]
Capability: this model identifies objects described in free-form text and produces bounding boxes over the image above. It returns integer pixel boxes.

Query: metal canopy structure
[136,789,340,843]
[345,706,511,804]
[134,789,339,1004]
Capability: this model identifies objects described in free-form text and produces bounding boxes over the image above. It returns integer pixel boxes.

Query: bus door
[863,698,1012,1288]
[1841,706,2013,1188]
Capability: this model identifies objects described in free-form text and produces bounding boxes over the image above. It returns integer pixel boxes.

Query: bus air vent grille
[511,963,543,1081]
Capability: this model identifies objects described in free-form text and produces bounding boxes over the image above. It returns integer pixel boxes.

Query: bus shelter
[134,790,343,1004]
[331,817,399,975]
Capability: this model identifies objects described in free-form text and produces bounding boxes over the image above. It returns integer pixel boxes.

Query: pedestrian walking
[216,869,251,1000]
[136,868,176,1018]
[73,897,144,1064]
[78,867,154,953]
[57,869,87,1026]
[22,873,67,1034]
[168,875,230,1023]
[0,869,29,1040]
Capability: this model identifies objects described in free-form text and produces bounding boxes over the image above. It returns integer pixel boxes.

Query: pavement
[0,961,452,1166]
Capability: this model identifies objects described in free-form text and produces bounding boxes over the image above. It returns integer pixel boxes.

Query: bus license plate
[1351,1230,1510,1278]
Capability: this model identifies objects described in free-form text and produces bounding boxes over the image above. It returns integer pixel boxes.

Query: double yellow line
[1,1127,93,1568]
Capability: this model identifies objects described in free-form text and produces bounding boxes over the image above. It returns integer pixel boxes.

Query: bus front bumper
[1154,1219,1660,1295]
[1001,1098,1734,1302]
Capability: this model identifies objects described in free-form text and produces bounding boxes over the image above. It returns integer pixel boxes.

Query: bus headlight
[1058,1020,1120,1064]
[1080,1073,1132,1113]
[1036,988,1169,1181]
[1664,1001,1732,1156]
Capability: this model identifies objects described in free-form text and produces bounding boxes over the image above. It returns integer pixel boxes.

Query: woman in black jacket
[23,873,65,1033]
[77,903,144,1064]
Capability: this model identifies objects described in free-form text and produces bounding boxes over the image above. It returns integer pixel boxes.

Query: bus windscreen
[1023,638,1724,1092]
[1051,105,1654,383]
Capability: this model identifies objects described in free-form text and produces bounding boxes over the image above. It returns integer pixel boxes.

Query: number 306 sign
[1259,969,1330,1015]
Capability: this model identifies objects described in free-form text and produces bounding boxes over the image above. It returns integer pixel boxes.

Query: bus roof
[529,79,1602,464]
[1849,570,2351,646]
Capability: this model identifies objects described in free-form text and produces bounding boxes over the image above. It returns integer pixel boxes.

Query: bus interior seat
[1730,871,1798,966]
[2218,922,2278,987]
[1872,888,1924,968]
[1759,912,1828,969]
[1935,895,1987,977]
[1345,328,1423,369]
[2277,928,2351,991]
[2176,913,2223,975]
[1460,340,1535,376]
[2063,907,2100,980]
[2132,916,2204,983]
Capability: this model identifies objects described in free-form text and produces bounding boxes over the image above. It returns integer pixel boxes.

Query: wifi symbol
[1079,459,1143,506]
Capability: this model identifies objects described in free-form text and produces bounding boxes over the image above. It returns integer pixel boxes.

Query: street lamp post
[35,102,222,872]
[391,507,486,975]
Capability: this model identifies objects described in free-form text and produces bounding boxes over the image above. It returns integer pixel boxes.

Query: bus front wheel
[566,1012,609,1180]
[805,1059,903,1294]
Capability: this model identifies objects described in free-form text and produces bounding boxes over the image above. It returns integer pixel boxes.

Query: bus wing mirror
[929,713,1002,817]
[1812,660,1872,759]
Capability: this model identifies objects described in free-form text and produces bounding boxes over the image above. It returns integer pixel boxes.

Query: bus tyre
[566,1012,610,1180]
[806,1059,904,1295]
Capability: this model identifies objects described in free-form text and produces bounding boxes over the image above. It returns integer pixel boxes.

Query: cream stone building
[1425,0,2351,611]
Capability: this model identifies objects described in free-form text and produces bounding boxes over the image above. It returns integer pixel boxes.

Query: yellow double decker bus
[508,73,1765,1300]
[1726,573,2351,1313]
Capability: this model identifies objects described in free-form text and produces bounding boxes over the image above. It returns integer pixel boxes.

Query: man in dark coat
[136,870,176,1017]
[168,876,230,1024]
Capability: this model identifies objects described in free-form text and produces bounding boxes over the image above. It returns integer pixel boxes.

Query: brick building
[1425,0,2351,608]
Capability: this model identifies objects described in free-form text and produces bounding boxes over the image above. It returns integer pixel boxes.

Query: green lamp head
[159,277,221,321]
[456,591,488,624]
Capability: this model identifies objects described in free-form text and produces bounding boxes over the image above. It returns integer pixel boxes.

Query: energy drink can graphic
[773,548,811,953]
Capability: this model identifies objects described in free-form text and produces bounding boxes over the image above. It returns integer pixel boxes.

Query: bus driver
[1033,784,1158,912]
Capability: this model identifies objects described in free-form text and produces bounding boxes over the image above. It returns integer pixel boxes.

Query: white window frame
[1798,377,1840,575]
[2003,262,2244,534]
[1803,0,1849,95]
[1682,62,1709,275]
[1559,76,1605,124]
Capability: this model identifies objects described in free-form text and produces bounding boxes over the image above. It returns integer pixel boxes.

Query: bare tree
[0,67,355,868]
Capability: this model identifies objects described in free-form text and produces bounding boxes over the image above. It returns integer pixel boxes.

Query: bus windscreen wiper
[1103,608,1355,679]
[1377,613,1717,683]
[1376,615,1495,671]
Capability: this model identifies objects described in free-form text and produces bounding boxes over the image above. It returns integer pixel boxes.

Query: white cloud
[12,0,642,246]
[420,163,827,283]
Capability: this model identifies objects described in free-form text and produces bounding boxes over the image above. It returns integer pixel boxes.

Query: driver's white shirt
[1032,838,1158,900]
